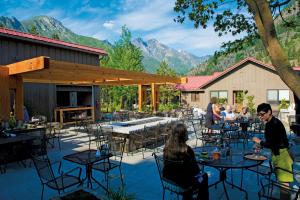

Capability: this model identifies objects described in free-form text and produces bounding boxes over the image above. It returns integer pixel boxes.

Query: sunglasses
[257,112,267,117]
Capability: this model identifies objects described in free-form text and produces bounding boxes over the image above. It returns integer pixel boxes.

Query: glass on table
[252,143,261,158]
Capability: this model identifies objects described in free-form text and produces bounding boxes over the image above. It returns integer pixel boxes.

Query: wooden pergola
[0,56,186,121]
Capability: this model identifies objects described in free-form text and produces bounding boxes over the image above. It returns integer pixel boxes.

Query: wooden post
[151,83,159,112]
[15,76,24,120]
[92,107,95,122]
[138,84,143,112]
[0,68,10,121]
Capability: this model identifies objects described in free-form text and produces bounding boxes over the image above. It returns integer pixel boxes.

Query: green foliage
[8,114,16,129]
[156,61,180,112]
[0,23,4,28]
[51,33,60,40]
[246,95,256,115]
[100,26,144,111]
[156,60,176,76]
[218,97,227,104]
[279,98,290,110]
[104,187,136,200]
[236,92,245,104]
[176,0,300,76]
[29,25,38,35]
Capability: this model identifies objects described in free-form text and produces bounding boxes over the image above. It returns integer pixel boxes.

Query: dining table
[194,146,265,200]
[63,149,112,191]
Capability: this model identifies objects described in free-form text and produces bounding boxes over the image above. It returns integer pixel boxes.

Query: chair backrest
[32,156,57,185]
[108,137,126,164]
[153,153,199,194]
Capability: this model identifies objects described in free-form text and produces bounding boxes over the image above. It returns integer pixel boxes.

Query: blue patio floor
[0,128,284,200]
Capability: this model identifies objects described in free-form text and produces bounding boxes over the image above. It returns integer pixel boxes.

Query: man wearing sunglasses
[253,103,293,199]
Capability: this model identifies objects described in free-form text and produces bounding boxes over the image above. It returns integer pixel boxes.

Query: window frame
[266,89,290,104]
[191,92,200,102]
[210,90,228,101]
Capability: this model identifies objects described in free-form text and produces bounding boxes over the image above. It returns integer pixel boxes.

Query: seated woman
[239,107,251,132]
[223,105,236,121]
[163,123,209,200]
[239,107,251,119]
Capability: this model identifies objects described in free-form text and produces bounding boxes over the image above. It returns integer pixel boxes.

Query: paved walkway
[0,127,271,200]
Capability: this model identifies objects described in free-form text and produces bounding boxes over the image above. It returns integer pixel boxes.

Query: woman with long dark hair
[163,123,209,200]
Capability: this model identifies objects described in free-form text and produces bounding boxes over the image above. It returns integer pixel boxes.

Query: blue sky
[0,0,242,57]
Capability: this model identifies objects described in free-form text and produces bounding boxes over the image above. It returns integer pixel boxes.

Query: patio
[1,122,297,200]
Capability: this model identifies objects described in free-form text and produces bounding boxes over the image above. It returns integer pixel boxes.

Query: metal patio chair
[32,156,82,200]
[153,153,208,200]
[92,137,127,190]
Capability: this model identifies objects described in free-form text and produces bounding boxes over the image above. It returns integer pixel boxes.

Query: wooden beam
[5,56,49,75]
[49,60,184,83]
[15,76,24,120]
[0,67,10,121]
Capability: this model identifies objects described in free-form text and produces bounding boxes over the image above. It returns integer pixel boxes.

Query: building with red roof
[177,57,298,111]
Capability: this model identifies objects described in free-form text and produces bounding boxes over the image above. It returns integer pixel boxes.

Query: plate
[244,154,267,161]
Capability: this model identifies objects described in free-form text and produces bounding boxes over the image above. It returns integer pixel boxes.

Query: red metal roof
[177,57,299,91]
[0,27,107,55]
[176,72,221,91]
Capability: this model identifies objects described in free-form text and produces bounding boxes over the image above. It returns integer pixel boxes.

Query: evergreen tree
[29,25,38,35]
[101,26,145,111]
[156,61,180,111]
[51,33,60,40]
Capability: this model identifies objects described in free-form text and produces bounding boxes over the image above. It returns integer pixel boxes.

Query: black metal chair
[153,153,208,200]
[92,137,127,190]
[258,166,300,200]
[45,122,61,150]
[32,156,82,200]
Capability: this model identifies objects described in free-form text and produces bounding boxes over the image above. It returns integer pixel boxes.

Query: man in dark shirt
[253,103,293,199]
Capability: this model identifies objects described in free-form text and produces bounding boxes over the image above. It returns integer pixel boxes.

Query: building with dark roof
[0,27,107,121]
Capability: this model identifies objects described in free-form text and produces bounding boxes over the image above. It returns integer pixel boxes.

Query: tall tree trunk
[246,0,300,99]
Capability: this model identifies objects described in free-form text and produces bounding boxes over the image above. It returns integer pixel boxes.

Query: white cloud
[116,0,174,31]
[144,26,243,55]
[103,21,115,29]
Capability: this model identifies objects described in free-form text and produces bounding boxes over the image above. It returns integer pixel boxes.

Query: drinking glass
[252,143,261,158]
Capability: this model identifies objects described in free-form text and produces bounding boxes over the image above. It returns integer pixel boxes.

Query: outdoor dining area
[0,105,300,200]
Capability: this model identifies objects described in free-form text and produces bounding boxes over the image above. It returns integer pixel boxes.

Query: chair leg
[41,184,45,200]
[119,166,124,186]
[106,172,109,190]
[240,168,244,188]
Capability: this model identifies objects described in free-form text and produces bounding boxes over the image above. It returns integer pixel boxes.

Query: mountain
[132,38,209,74]
[22,16,113,52]
[0,16,27,31]
[0,15,208,74]
[189,0,300,75]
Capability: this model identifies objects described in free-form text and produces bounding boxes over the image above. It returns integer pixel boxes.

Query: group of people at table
[161,97,294,200]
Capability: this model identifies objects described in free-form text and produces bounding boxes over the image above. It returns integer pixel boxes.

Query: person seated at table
[163,123,209,200]
[253,103,293,199]
[223,105,237,121]
[239,107,251,120]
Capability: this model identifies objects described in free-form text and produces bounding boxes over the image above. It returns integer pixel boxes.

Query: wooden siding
[0,37,99,66]
[0,37,101,120]
[24,83,56,120]
[183,63,294,111]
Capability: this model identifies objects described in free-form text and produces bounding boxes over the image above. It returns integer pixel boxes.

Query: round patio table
[194,146,264,200]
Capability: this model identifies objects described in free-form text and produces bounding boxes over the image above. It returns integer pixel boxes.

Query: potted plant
[104,187,136,200]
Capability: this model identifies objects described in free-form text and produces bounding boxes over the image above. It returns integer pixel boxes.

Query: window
[210,91,228,102]
[191,92,200,102]
[267,89,289,103]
